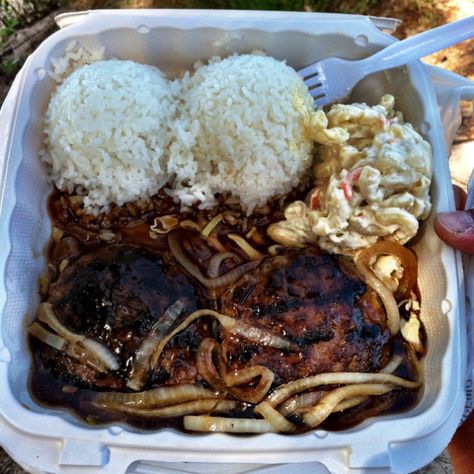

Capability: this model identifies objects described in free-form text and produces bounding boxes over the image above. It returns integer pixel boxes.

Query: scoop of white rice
[167,54,315,213]
[44,59,176,211]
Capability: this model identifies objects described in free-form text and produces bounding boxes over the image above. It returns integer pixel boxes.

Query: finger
[449,411,474,474]
[433,209,474,254]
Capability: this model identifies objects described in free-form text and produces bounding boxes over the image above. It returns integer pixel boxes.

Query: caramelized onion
[201,214,223,237]
[196,338,227,392]
[333,396,368,412]
[206,235,227,252]
[278,391,325,417]
[265,372,420,408]
[37,303,75,340]
[354,240,418,335]
[197,338,274,403]
[207,252,241,278]
[150,215,180,234]
[268,244,284,256]
[357,240,418,300]
[354,259,399,335]
[228,234,263,261]
[229,322,298,351]
[245,227,257,239]
[98,229,116,243]
[168,232,259,289]
[95,383,221,408]
[37,303,119,371]
[329,355,406,413]
[250,229,266,246]
[67,345,112,373]
[278,355,404,417]
[63,223,101,244]
[179,220,203,232]
[38,273,50,297]
[212,312,297,351]
[257,383,397,431]
[303,383,393,428]
[221,366,274,404]
[52,226,64,242]
[127,300,184,391]
[81,339,120,372]
[222,210,240,225]
[277,392,368,417]
[150,309,298,370]
[184,416,274,433]
[28,323,112,373]
[382,354,404,374]
[96,399,237,418]
[254,401,297,433]
[28,322,65,351]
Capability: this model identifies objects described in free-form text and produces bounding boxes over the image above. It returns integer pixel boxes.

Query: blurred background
[1,0,473,105]
[1,0,474,473]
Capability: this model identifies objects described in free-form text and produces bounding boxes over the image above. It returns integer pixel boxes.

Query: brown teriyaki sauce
[28,187,423,433]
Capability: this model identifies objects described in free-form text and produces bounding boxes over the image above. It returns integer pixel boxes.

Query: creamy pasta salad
[269,94,432,255]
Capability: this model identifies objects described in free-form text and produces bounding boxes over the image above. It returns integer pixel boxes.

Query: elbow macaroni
[269,95,432,255]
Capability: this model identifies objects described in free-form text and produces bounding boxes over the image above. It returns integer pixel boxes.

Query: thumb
[434,209,474,254]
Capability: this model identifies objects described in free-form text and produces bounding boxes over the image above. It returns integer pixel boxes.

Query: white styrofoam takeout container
[0,9,469,474]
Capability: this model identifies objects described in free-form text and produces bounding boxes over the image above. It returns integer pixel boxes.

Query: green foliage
[0,58,20,76]
[0,1,20,38]
[0,0,63,41]
[409,0,442,23]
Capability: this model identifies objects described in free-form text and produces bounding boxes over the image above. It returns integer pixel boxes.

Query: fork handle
[363,16,474,75]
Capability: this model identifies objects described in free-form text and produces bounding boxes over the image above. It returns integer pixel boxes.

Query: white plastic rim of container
[0,10,469,474]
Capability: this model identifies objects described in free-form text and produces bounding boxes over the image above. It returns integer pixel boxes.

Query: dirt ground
[369,0,474,144]
[2,1,474,102]
[380,0,473,70]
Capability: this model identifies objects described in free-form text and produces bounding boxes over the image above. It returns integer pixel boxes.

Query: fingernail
[436,210,474,234]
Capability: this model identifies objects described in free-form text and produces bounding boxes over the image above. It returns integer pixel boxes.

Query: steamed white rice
[44,53,316,214]
[167,54,316,213]
[44,59,176,211]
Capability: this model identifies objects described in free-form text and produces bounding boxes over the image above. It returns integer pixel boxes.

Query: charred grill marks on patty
[220,249,390,385]
[41,244,203,390]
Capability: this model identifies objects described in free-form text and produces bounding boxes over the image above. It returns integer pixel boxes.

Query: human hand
[449,410,474,474]
[434,184,474,472]
[434,185,474,253]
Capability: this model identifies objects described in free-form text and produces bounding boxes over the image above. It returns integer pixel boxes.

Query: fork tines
[298,63,326,102]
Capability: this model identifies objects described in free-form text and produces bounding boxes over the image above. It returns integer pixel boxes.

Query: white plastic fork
[300,15,474,107]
